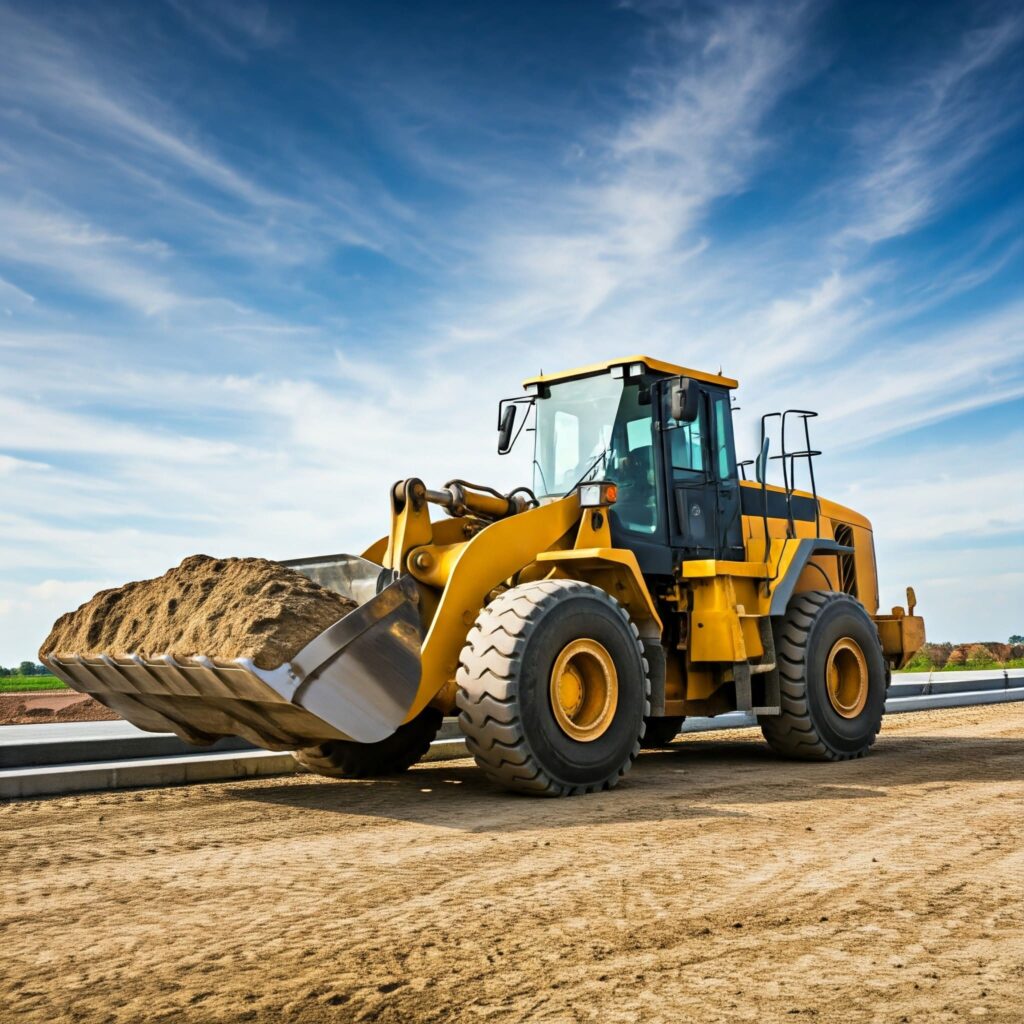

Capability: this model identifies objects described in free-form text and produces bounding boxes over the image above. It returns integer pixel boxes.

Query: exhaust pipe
[42,556,424,749]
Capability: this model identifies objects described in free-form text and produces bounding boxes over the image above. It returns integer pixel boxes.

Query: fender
[533,546,666,717]
[769,537,853,615]
[532,547,663,640]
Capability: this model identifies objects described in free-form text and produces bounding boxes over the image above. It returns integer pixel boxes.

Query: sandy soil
[41,554,356,670]
[2,704,1022,1023]
[0,692,119,726]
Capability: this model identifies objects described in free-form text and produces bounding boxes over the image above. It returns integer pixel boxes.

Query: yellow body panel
[401,494,580,720]
[875,589,926,670]
[689,575,750,663]
[533,504,663,639]
[738,480,880,616]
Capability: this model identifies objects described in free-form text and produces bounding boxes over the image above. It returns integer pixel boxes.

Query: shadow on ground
[227,732,1024,833]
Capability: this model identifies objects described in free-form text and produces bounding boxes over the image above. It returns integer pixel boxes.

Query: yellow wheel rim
[549,638,618,742]
[826,637,869,719]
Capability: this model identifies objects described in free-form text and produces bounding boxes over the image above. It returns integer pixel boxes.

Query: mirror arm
[496,396,534,455]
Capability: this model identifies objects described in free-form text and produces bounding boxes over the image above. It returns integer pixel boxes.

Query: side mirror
[755,436,770,484]
[670,379,701,423]
[497,403,517,454]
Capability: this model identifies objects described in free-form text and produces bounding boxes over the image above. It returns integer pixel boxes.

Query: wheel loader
[42,355,925,795]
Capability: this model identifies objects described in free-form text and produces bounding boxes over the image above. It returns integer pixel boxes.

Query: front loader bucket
[41,556,424,749]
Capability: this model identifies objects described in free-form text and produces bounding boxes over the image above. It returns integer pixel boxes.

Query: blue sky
[1,0,1022,664]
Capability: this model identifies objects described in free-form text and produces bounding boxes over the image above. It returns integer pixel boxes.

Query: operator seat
[612,443,656,533]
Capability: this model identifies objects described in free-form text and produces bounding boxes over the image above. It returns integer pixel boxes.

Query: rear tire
[760,591,886,761]
[456,580,650,796]
[641,715,684,748]
[294,706,443,778]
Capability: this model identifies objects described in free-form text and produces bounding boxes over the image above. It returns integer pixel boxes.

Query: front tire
[760,591,886,761]
[294,706,443,778]
[456,580,650,796]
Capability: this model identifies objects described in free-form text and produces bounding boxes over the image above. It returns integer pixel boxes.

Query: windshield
[533,374,621,496]
[532,373,660,535]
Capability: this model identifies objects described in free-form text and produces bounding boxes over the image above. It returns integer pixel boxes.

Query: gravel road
[2,704,1022,1023]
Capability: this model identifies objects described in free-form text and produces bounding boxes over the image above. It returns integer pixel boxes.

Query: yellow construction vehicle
[44,356,925,795]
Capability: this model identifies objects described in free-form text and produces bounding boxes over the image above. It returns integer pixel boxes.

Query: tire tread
[456,579,650,796]
[294,707,442,779]
[760,590,883,762]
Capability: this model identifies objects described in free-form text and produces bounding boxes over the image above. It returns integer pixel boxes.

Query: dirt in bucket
[39,555,358,670]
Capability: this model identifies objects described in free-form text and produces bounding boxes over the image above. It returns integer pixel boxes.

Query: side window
[609,385,659,536]
[625,418,649,451]
[669,414,705,477]
[711,394,737,480]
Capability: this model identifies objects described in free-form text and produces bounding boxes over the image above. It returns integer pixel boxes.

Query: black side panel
[740,487,817,522]
[673,485,714,553]
[609,525,675,576]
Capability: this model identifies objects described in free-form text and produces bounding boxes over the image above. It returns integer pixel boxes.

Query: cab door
[660,382,716,559]
[659,381,743,561]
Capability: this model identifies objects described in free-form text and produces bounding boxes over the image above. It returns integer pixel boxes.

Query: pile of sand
[0,695,120,726]
[40,555,358,670]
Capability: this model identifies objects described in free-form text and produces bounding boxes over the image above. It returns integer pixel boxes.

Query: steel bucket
[41,555,423,749]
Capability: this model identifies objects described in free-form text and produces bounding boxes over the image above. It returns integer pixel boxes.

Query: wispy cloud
[445,3,815,339]
[0,273,36,307]
[0,202,184,314]
[165,0,287,59]
[0,6,284,208]
[838,10,1024,245]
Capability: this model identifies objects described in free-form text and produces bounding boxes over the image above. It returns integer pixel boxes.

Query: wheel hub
[549,638,618,742]
[826,637,869,719]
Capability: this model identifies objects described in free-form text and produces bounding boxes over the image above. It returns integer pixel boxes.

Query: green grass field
[903,658,1024,673]
[0,675,68,693]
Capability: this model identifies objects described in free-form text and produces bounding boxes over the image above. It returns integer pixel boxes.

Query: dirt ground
[0,692,119,725]
[2,704,1022,1024]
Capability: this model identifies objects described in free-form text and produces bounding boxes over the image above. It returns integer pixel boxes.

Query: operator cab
[498,356,745,577]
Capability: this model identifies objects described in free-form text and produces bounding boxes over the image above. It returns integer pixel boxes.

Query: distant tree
[0,666,10,677]
[1010,634,1024,645]
[18,660,35,677]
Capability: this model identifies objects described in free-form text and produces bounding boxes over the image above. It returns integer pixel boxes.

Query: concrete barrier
[2,671,1021,800]
[0,749,297,800]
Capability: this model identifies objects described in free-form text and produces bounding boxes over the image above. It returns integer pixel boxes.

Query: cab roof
[522,355,738,391]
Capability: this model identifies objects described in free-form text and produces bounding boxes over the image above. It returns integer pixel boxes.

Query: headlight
[578,481,618,507]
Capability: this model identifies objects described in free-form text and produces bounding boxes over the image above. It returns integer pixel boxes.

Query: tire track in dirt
[1,704,1022,1023]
